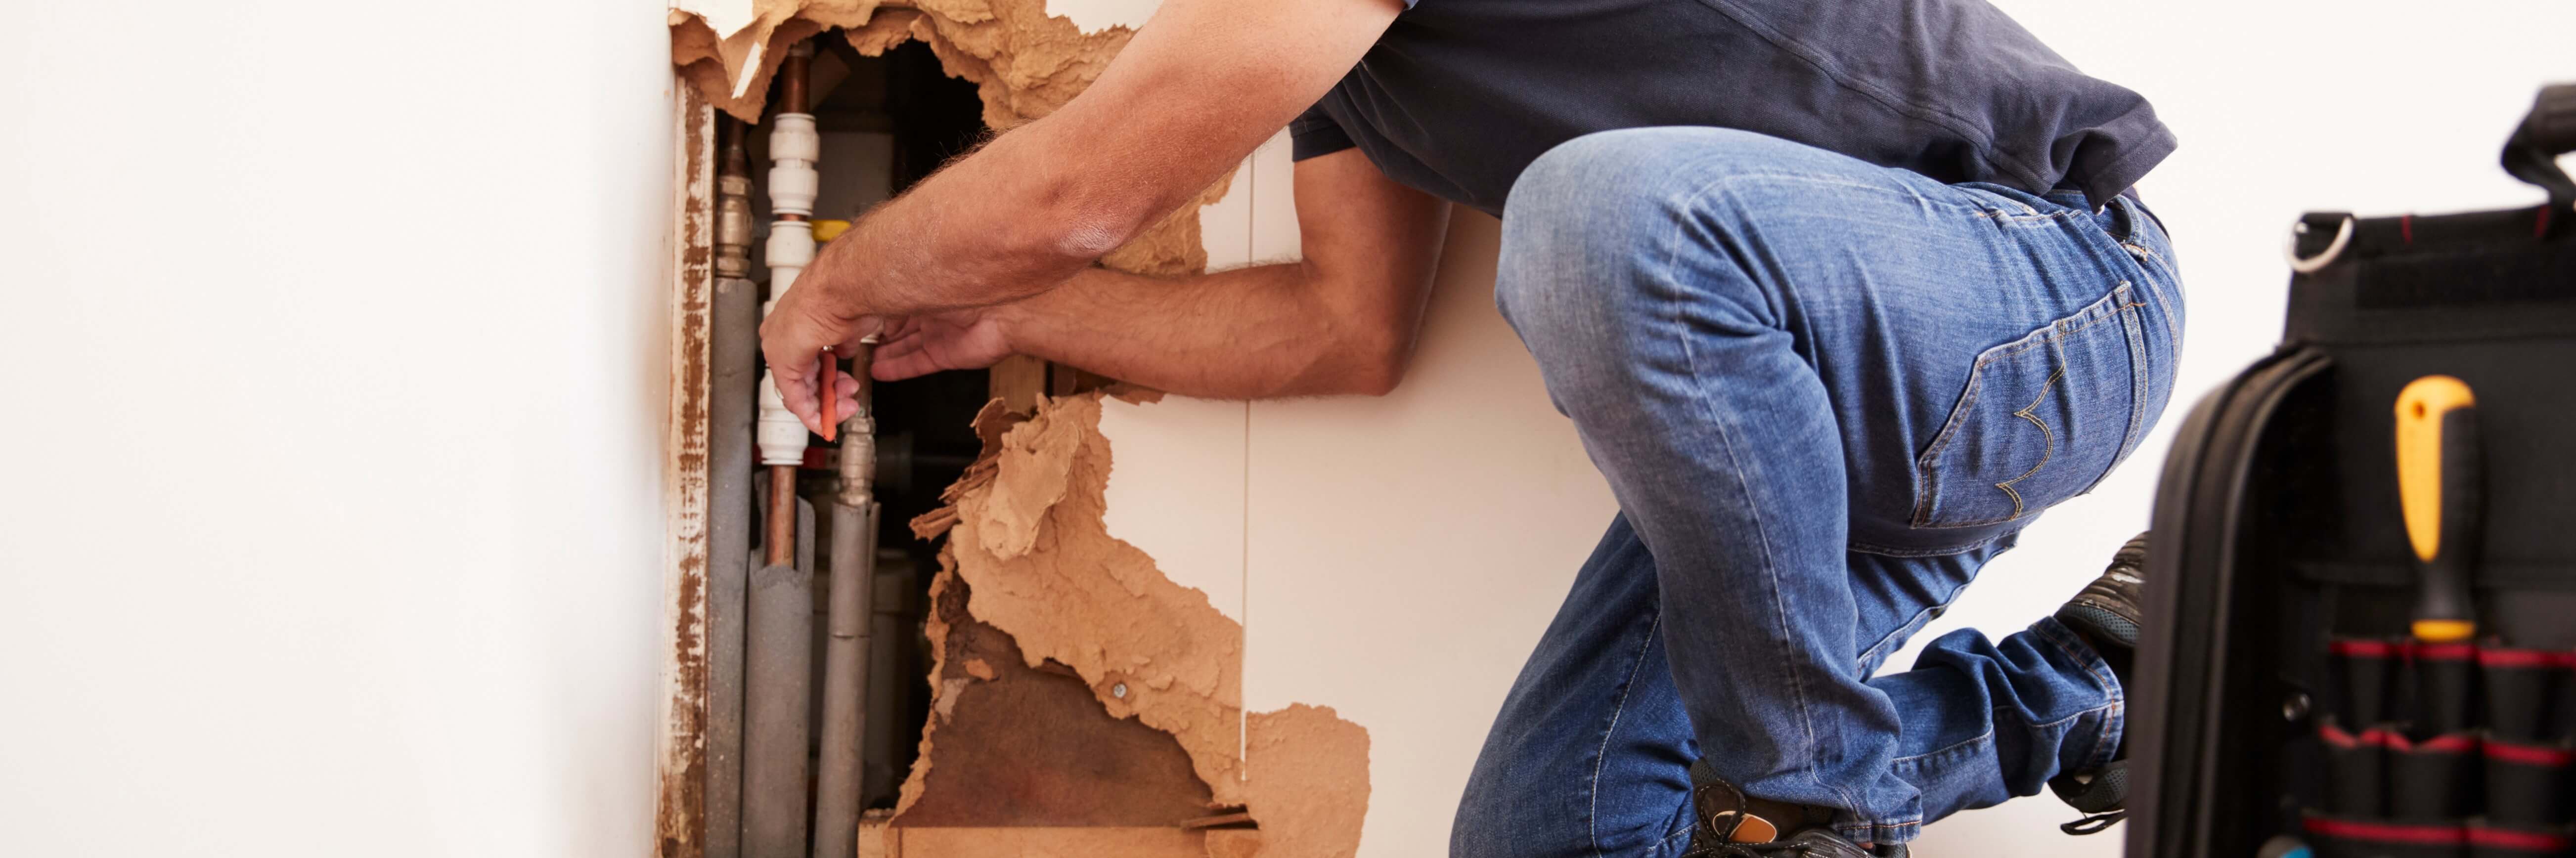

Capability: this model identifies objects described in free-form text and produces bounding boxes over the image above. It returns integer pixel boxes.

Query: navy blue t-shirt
[1292,0,2175,215]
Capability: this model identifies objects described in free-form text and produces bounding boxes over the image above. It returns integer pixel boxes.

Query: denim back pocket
[1912,284,2148,529]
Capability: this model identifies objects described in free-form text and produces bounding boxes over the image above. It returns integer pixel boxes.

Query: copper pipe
[765,466,799,566]
[779,46,810,118]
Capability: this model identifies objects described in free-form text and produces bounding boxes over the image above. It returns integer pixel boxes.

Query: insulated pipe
[744,498,816,858]
[745,43,820,858]
[812,339,879,858]
[705,114,761,858]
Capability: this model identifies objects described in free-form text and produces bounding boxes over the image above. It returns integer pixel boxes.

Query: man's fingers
[831,315,891,356]
[776,370,823,435]
[874,331,928,363]
[759,299,847,435]
[874,350,939,382]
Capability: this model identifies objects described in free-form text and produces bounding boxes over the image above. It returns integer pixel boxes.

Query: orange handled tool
[818,347,837,443]
[2395,375,2481,644]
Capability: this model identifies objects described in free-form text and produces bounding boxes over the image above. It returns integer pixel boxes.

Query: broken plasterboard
[668,0,1228,276]
[904,394,1369,857]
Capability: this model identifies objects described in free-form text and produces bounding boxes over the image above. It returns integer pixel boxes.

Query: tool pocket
[2486,740,2576,828]
[2482,648,2575,743]
[2322,721,2391,817]
[2386,731,2485,819]
[2466,823,2574,858]
[2306,815,2468,858]
[1912,284,2148,529]
[2337,638,2405,727]
[2404,644,2484,736]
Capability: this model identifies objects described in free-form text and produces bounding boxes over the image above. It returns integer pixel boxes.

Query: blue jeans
[1456,128,2184,854]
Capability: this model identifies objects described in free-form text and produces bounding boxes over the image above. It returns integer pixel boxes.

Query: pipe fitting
[768,114,821,216]
[757,372,809,467]
[716,177,754,279]
[766,218,814,298]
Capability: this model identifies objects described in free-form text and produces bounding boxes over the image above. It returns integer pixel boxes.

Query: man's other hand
[873,310,1014,382]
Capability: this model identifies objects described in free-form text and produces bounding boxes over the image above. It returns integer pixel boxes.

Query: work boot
[2047,531,2151,834]
[1682,761,1908,858]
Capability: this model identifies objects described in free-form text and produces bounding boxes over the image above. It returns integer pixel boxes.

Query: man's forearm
[998,263,1414,399]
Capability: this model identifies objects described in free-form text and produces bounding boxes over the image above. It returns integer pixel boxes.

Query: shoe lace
[1683,831,1879,858]
[2060,809,2127,836]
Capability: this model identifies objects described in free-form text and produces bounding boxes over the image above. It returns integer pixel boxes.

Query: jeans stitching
[1889,726,1994,766]
[2038,621,2127,773]
[2122,241,2186,358]
[1846,533,2007,557]
[1657,818,1698,849]
[1994,349,2068,520]
[1891,698,2122,770]
[1589,608,1667,858]
[1664,173,1868,817]
[1911,287,2142,530]
[2104,308,2151,479]
[1910,285,2134,527]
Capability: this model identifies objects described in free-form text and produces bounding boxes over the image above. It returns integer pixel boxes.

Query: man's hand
[873,309,1015,382]
[760,289,879,433]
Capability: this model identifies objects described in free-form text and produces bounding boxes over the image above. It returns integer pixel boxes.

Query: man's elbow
[1028,170,1158,264]
[1337,327,1416,397]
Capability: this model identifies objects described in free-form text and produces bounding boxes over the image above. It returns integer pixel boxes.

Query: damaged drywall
[669,4,1352,850]
[669,0,1227,275]
[906,394,1371,857]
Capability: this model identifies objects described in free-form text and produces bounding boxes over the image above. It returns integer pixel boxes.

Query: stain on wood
[657,83,719,858]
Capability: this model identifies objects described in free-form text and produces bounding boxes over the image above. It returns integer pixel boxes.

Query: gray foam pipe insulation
[706,273,758,858]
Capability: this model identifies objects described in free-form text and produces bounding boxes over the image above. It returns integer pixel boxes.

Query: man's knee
[1496,128,1786,365]
[1498,129,1680,356]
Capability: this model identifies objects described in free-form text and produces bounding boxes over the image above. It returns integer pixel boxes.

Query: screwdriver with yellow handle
[2395,375,2482,644]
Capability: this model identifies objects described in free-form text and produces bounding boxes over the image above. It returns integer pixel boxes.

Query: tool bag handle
[2502,83,2576,214]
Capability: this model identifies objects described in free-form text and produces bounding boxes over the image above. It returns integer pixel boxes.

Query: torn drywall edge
[669,0,1227,276]
[907,393,1370,857]
[667,0,1120,131]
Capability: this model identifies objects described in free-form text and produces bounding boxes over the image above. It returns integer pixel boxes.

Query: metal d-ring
[2286,215,2354,274]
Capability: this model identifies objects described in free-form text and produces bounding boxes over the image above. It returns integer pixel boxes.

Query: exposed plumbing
[744,42,820,858]
[757,48,822,478]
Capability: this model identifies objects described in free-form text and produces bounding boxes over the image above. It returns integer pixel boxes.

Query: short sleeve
[1288,100,1357,161]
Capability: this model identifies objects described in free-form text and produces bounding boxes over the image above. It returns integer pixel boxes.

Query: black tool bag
[2130,86,2576,858]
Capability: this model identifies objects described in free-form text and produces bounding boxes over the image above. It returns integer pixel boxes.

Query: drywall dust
[908,393,1370,857]
[668,0,1224,275]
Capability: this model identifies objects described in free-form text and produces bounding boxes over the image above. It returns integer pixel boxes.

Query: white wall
[1099,3,2576,857]
[0,1,678,856]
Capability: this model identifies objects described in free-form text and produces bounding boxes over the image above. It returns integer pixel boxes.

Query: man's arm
[874,149,1451,399]
[761,0,1406,431]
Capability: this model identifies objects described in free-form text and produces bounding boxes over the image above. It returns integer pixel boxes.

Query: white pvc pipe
[757,111,822,468]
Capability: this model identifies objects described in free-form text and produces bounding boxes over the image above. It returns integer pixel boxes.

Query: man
[764,0,2181,854]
